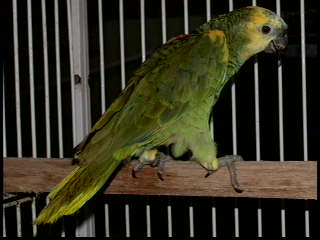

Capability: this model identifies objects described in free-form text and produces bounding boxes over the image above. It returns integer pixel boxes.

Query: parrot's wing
[74,35,192,155]
[76,30,230,159]
[76,30,229,160]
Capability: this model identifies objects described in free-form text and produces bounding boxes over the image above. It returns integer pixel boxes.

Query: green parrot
[36,6,287,224]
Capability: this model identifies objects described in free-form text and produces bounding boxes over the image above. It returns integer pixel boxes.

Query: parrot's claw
[154,153,172,181]
[204,155,244,192]
[131,162,145,178]
[131,150,172,180]
[218,155,244,193]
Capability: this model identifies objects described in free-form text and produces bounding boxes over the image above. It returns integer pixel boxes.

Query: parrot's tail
[35,156,121,225]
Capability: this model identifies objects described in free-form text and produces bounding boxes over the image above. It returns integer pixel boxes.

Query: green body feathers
[36,6,287,224]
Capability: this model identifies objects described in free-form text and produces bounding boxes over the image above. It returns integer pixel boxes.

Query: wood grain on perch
[4,158,317,200]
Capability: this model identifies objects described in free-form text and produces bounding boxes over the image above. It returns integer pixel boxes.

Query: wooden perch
[4,158,317,200]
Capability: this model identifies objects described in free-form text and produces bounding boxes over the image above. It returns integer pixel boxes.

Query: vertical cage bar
[252,0,260,162]
[183,0,189,34]
[27,0,37,157]
[300,0,310,237]
[119,0,126,90]
[305,204,310,237]
[281,201,286,237]
[161,0,167,43]
[98,0,106,113]
[257,202,262,237]
[276,0,284,163]
[12,0,22,157]
[206,0,211,21]
[54,0,64,158]
[211,203,216,237]
[146,204,151,237]
[66,0,76,146]
[3,207,6,237]
[41,0,51,158]
[140,0,146,62]
[229,1,239,237]
[252,1,263,237]
[68,0,92,144]
[69,0,94,236]
[105,204,110,237]
[167,205,172,237]
[253,56,260,161]
[3,73,7,158]
[234,205,239,237]
[31,197,37,237]
[61,219,66,237]
[300,1,308,162]
[125,204,130,237]
[189,205,194,238]
[16,204,22,237]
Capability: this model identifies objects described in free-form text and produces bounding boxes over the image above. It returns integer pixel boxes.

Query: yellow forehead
[250,9,281,28]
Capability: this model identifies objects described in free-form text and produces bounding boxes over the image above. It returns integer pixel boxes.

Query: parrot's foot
[205,155,244,193]
[132,150,172,180]
[152,152,172,181]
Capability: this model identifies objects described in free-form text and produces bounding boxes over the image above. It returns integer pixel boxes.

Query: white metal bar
[146,204,151,237]
[69,0,94,236]
[46,196,50,205]
[16,204,22,237]
[119,0,126,90]
[305,202,310,237]
[183,0,189,34]
[12,0,22,157]
[69,0,92,146]
[257,202,262,237]
[3,73,7,158]
[300,1,308,161]
[229,2,240,237]
[167,205,172,237]
[41,0,51,158]
[105,204,110,237]
[228,0,233,12]
[125,204,130,238]
[27,0,37,158]
[98,0,106,113]
[3,207,6,237]
[281,201,286,237]
[254,58,260,161]
[61,218,66,237]
[161,0,167,43]
[252,1,263,238]
[140,0,146,62]
[66,0,76,146]
[211,204,216,237]
[54,0,64,158]
[300,0,310,237]
[276,0,284,163]
[31,197,37,237]
[206,0,211,21]
[234,206,239,237]
[189,206,194,238]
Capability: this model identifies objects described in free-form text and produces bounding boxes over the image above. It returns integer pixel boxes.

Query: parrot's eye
[261,25,272,35]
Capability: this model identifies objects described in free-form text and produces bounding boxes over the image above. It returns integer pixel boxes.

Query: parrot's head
[198,6,288,62]
[230,6,288,60]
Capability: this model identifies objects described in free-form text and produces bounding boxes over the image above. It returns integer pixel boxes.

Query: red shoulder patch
[169,34,189,42]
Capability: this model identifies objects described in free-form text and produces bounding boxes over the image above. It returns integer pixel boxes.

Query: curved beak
[264,30,288,54]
